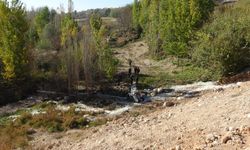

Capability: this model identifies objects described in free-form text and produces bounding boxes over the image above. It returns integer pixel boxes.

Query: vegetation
[0,103,108,149]
[192,0,250,77]
[0,0,29,79]
[132,0,250,79]
[90,13,118,79]
[0,0,249,103]
[1,0,250,149]
[133,0,214,57]
[0,0,35,105]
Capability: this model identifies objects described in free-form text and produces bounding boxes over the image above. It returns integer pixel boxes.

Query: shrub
[0,124,29,149]
[192,1,250,77]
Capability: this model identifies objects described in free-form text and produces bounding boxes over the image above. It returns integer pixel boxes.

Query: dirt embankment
[114,40,177,75]
[31,80,250,150]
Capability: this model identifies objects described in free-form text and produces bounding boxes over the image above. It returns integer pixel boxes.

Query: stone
[176,145,181,150]
[163,101,175,107]
[151,91,157,97]
[177,97,184,100]
[206,134,218,143]
[222,135,232,144]
[26,128,36,135]
[48,143,55,149]
[157,87,163,93]
[229,127,235,131]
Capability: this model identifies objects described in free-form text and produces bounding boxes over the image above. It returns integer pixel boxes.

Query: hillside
[114,40,177,75]
[1,0,250,150]
[30,80,250,150]
[25,41,250,150]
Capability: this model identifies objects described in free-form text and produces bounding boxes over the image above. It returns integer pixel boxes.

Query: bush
[192,1,250,77]
[0,77,37,106]
[0,124,29,149]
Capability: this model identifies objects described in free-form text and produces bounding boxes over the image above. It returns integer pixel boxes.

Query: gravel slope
[31,81,250,150]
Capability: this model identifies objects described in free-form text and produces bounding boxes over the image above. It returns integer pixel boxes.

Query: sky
[20,0,134,12]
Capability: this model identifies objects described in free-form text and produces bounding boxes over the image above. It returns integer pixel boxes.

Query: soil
[114,40,177,75]
[30,80,250,150]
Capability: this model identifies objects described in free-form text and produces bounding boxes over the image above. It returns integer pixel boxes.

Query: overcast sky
[20,0,134,11]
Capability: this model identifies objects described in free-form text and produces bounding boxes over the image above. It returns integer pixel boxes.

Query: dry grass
[0,124,29,150]
[0,104,109,149]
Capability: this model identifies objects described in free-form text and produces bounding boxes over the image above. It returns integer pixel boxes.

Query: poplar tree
[147,0,161,56]
[90,13,118,79]
[139,0,150,32]
[61,14,79,93]
[0,0,29,79]
[132,0,140,29]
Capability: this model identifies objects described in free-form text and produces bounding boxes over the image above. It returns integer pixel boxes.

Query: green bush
[192,1,250,77]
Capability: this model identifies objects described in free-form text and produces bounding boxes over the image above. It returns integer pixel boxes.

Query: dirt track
[114,40,177,75]
[31,81,250,150]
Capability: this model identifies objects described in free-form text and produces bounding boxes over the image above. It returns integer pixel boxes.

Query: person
[128,59,133,84]
[134,66,140,85]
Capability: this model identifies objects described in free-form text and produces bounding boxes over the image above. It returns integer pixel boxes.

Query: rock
[170,145,182,150]
[157,88,163,93]
[176,145,181,150]
[222,135,232,144]
[184,94,195,98]
[98,139,105,144]
[48,143,55,149]
[236,82,242,87]
[229,127,235,131]
[168,113,173,118]
[247,114,250,119]
[214,88,224,92]
[206,133,218,143]
[144,59,151,66]
[151,91,157,97]
[163,101,175,107]
[177,97,184,100]
[26,128,36,135]
[212,140,219,146]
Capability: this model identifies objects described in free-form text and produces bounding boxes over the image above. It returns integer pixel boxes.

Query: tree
[37,22,60,50]
[0,0,29,79]
[35,7,50,35]
[82,21,99,88]
[116,5,133,30]
[147,0,161,56]
[159,0,214,58]
[90,13,118,79]
[192,0,250,77]
[135,0,214,58]
[139,0,150,32]
[132,0,140,29]
[61,14,79,93]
